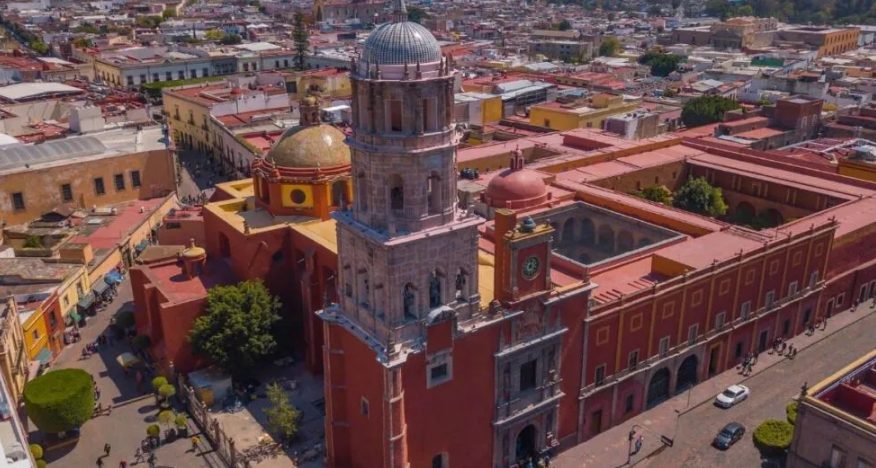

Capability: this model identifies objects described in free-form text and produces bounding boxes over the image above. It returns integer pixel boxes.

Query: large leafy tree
[635,185,673,205]
[264,382,300,442]
[599,36,621,57]
[293,12,310,70]
[24,369,94,434]
[188,280,281,377]
[407,6,430,24]
[673,177,728,218]
[681,95,741,128]
[558,19,572,31]
[638,51,683,77]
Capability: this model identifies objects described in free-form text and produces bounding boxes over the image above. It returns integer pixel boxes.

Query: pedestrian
[134,447,144,463]
[781,342,787,354]
[119,460,127,468]
[106,403,113,416]
[823,316,828,330]
[97,458,104,468]
[191,435,200,452]
[147,452,156,468]
[792,348,798,359]
[104,443,111,456]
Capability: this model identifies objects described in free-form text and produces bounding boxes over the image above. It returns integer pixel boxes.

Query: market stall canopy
[116,352,140,368]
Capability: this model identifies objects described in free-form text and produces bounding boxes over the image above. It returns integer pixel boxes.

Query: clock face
[522,256,540,280]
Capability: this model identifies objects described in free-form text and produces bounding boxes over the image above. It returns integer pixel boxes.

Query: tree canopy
[72,23,100,34]
[635,185,673,205]
[204,29,227,41]
[407,5,430,24]
[219,33,242,45]
[135,16,162,29]
[162,8,176,19]
[188,280,282,377]
[638,50,682,77]
[24,369,94,434]
[29,41,48,55]
[681,95,741,128]
[704,0,876,24]
[293,12,310,70]
[558,19,572,31]
[264,382,300,442]
[599,36,621,57]
[672,177,728,218]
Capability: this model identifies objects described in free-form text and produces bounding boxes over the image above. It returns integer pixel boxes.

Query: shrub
[115,311,135,329]
[786,401,798,425]
[753,419,794,456]
[174,414,188,428]
[151,376,168,391]
[132,335,152,351]
[24,369,94,434]
[157,410,175,426]
[36,461,46,468]
[158,384,176,400]
[29,444,43,460]
[146,424,160,437]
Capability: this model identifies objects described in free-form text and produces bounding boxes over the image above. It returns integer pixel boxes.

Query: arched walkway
[734,201,756,225]
[676,355,698,393]
[617,230,634,252]
[597,224,615,252]
[646,367,671,409]
[759,208,784,228]
[515,425,537,462]
[550,222,561,245]
[562,218,576,245]
[581,219,596,246]
[218,232,231,258]
[638,238,652,248]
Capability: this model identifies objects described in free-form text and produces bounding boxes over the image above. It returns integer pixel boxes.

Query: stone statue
[429,273,441,308]
[404,284,415,317]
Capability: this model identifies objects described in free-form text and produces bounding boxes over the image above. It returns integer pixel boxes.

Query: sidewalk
[552,303,876,468]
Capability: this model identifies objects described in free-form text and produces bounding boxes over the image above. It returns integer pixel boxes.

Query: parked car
[715,384,750,408]
[713,422,745,449]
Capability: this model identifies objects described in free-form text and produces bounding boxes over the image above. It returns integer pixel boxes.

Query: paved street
[42,278,225,468]
[555,304,876,468]
[176,149,235,201]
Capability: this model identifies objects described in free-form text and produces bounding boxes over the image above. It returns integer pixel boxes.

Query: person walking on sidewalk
[190,435,201,453]
[119,460,127,468]
[96,457,104,468]
[104,443,111,456]
[134,448,144,464]
[823,316,828,330]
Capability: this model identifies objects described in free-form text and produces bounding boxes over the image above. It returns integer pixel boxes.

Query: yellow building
[455,92,503,128]
[289,68,352,100]
[529,93,640,131]
[0,128,175,227]
[0,298,27,404]
[838,155,876,183]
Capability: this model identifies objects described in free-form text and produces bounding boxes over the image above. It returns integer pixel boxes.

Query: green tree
[132,334,152,351]
[151,376,168,391]
[263,382,300,442]
[648,4,662,15]
[638,51,682,77]
[673,177,728,218]
[737,4,754,16]
[135,16,162,28]
[23,235,44,248]
[671,0,682,10]
[636,185,673,205]
[753,419,794,456]
[219,34,242,45]
[73,37,91,48]
[162,8,176,19]
[29,41,48,55]
[24,369,94,434]
[205,29,226,41]
[146,424,160,437]
[158,384,176,400]
[558,19,572,31]
[157,410,175,426]
[786,401,798,425]
[599,36,621,57]
[188,280,282,377]
[292,12,310,70]
[407,5,430,24]
[681,95,741,128]
[72,23,100,34]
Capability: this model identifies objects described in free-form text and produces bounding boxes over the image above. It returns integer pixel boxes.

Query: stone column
[386,366,408,468]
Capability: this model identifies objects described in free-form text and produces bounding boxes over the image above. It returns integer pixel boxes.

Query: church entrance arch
[646,367,670,408]
[515,424,537,462]
[676,355,698,393]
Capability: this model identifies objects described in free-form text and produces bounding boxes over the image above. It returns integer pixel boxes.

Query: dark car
[713,422,745,450]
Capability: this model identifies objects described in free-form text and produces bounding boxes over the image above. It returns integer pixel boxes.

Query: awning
[77,293,95,310]
[35,347,52,365]
[105,271,123,285]
[92,279,110,296]
[135,240,149,252]
[66,311,81,326]
[116,352,140,368]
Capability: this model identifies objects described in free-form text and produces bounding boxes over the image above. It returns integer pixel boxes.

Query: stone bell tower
[322,0,482,347]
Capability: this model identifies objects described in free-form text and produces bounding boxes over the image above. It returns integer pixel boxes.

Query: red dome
[484,168,548,209]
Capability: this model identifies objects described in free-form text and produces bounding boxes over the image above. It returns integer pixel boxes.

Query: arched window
[431,453,447,468]
[454,268,469,300]
[357,171,368,212]
[427,172,442,215]
[403,283,417,320]
[389,174,404,211]
[358,269,370,308]
[331,180,347,207]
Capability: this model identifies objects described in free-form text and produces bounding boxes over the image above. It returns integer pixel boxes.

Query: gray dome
[361,21,441,65]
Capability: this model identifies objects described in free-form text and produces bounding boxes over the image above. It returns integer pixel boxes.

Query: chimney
[493,209,517,303]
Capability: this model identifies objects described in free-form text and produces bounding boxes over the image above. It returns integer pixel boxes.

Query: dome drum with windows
[250,94,352,221]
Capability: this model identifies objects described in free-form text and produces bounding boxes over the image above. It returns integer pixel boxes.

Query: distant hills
[706,0,876,26]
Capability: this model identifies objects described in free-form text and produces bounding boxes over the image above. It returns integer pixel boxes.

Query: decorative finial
[396,0,407,20]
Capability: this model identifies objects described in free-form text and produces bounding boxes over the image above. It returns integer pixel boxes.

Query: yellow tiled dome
[266,124,351,168]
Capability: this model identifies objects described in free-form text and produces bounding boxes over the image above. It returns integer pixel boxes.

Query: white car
[715,384,750,408]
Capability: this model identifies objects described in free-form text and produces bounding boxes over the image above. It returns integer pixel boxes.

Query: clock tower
[493,209,554,305]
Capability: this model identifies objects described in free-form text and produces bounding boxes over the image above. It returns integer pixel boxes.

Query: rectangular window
[389,100,403,132]
[178,71,185,80]
[659,336,670,357]
[94,177,105,195]
[788,281,798,297]
[594,364,606,386]
[114,173,125,191]
[139,74,146,84]
[687,324,698,346]
[625,393,634,413]
[283,59,289,67]
[860,284,868,303]
[837,293,845,307]
[360,397,369,418]
[31,330,38,340]
[519,360,537,391]
[741,301,751,320]
[275,60,280,68]
[628,349,639,370]
[422,98,437,132]
[131,170,141,188]
[202,68,209,77]
[12,192,24,211]
[765,290,775,309]
[810,271,819,288]
[49,312,57,329]
[715,311,726,331]
[60,183,73,202]
[430,363,448,381]
[735,341,744,358]
[153,73,159,82]
[166,71,172,81]
[191,69,197,79]
[126,75,134,86]
[830,446,847,468]
[243,63,249,72]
